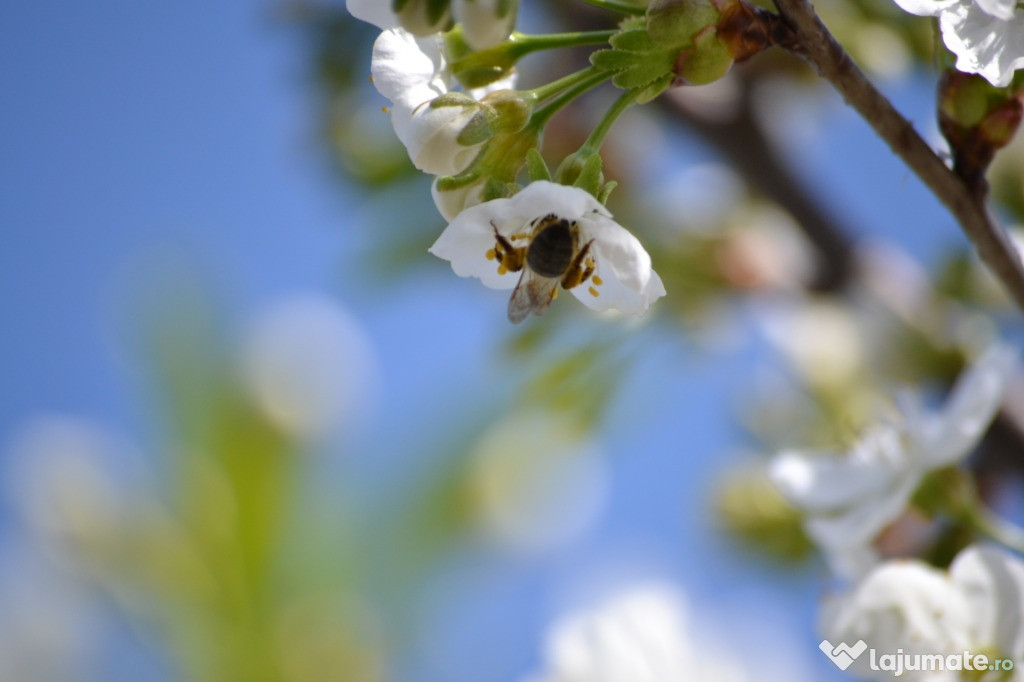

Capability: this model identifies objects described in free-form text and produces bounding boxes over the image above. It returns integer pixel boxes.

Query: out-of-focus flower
[430,181,666,321]
[769,344,1017,579]
[469,410,607,553]
[5,417,134,546]
[0,546,100,682]
[523,584,751,682]
[821,544,1024,680]
[892,0,1024,86]
[239,294,376,442]
[758,301,865,390]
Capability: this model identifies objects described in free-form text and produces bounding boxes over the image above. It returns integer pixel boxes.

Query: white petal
[428,196,523,289]
[346,0,398,29]
[924,343,1016,466]
[821,561,974,663]
[769,425,909,513]
[511,181,612,222]
[452,0,518,50]
[949,545,1024,657]
[892,0,958,15]
[578,213,658,294]
[431,176,486,221]
[404,103,485,176]
[975,0,1018,21]
[941,4,1024,87]
[370,28,447,106]
[570,253,666,317]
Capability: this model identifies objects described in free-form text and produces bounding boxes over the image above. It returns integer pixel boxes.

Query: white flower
[893,0,1024,86]
[769,344,1017,579]
[371,28,517,177]
[239,295,377,442]
[371,29,482,177]
[452,0,518,50]
[429,181,666,321]
[346,0,450,35]
[821,544,1024,680]
[524,584,752,682]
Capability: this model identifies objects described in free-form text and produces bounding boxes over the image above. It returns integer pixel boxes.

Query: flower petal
[950,545,1024,658]
[891,0,958,15]
[924,343,1016,467]
[346,0,398,29]
[429,196,523,289]
[370,28,447,106]
[940,3,1024,87]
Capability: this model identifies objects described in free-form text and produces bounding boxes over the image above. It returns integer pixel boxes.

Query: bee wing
[507,269,559,324]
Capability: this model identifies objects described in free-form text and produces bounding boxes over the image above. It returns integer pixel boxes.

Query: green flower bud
[673,26,733,86]
[646,0,726,48]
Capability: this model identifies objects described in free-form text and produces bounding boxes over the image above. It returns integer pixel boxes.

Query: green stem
[527,66,602,103]
[578,0,647,14]
[506,30,618,58]
[580,87,642,153]
[528,70,612,130]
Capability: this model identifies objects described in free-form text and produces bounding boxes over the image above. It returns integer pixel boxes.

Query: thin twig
[772,0,1024,312]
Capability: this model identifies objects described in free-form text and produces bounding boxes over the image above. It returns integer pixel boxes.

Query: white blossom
[370,28,517,177]
[452,0,518,50]
[429,181,666,319]
[769,344,1017,579]
[821,544,1024,680]
[239,295,376,442]
[523,584,752,682]
[893,0,1024,86]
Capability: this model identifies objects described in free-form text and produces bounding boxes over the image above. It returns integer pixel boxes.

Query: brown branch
[772,0,1024,312]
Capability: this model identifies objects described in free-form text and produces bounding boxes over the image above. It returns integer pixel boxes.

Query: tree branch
[772,0,1024,312]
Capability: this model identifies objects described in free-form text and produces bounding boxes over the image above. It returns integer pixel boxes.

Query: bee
[491,214,596,324]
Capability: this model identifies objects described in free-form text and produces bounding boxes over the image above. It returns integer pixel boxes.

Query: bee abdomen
[527,218,574,278]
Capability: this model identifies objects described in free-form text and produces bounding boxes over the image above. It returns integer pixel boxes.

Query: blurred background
[2,1,1023,681]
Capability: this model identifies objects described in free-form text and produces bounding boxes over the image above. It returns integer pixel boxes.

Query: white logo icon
[819,639,868,670]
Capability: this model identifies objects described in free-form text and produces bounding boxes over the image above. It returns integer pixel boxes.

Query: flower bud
[646,0,725,48]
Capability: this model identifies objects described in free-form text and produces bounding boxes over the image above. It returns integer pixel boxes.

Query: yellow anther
[588,286,600,297]
[551,288,558,300]
[485,249,496,261]
[592,275,603,286]
[382,106,389,113]
[498,265,508,275]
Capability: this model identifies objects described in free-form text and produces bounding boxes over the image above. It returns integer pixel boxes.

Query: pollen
[588,286,600,297]
[485,248,497,261]
[382,106,390,114]
[592,275,603,286]
[498,265,508,275]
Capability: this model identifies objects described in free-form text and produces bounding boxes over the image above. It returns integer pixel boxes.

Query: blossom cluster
[346,1,666,322]
[768,343,1024,674]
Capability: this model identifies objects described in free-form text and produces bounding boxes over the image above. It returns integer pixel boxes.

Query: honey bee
[491,214,596,324]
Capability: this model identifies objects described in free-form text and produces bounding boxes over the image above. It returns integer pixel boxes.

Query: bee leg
[561,240,595,290]
[491,221,526,273]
